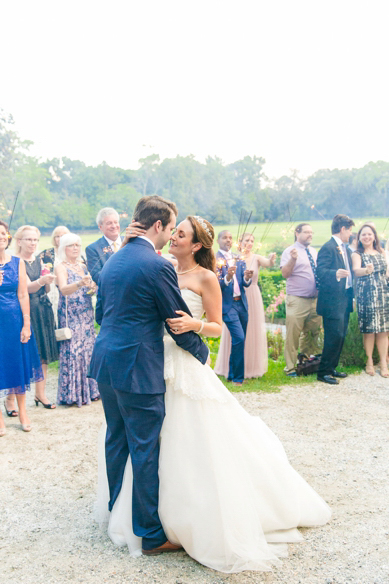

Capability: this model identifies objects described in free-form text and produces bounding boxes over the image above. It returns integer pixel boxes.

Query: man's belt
[233,296,242,302]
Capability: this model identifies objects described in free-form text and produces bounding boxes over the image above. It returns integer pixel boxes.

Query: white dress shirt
[104,235,123,252]
[332,235,352,288]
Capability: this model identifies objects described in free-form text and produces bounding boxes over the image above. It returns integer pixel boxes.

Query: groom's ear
[153,220,162,233]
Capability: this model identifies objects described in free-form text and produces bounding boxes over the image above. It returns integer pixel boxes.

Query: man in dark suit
[316,214,355,385]
[89,196,208,555]
[216,230,253,385]
[85,207,123,283]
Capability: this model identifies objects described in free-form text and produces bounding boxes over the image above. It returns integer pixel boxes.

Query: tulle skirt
[95,338,331,573]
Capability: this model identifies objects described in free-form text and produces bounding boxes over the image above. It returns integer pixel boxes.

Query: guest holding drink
[55,233,99,406]
[39,225,70,325]
[215,233,275,378]
[0,221,43,434]
[13,225,58,409]
[351,224,389,377]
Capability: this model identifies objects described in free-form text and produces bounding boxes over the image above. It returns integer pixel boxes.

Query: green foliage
[339,311,378,367]
[267,329,284,361]
[259,269,286,319]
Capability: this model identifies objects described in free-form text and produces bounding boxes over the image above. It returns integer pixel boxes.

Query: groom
[89,195,208,555]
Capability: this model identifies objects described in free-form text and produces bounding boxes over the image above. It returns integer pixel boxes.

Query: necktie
[112,241,119,253]
[305,247,319,288]
[341,244,352,288]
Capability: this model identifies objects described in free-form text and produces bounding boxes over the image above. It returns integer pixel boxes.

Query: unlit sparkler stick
[8,191,20,231]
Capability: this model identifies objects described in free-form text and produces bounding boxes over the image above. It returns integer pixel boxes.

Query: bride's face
[169,219,200,258]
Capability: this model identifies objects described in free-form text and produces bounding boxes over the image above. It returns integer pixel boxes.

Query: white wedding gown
[95,289,331,573]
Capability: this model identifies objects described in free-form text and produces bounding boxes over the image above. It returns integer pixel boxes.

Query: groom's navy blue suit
[89,237,208,550]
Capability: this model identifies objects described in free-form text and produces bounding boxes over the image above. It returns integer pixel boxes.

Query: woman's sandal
[365,364,375,376]
[21,424,32,432]
[34,397,56,409]
[0,427,6,437]
[379,366,389,378]
[4,402,18,417]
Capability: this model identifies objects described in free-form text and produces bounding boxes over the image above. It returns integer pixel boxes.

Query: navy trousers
[317,311,351,376]
[98,383,167,551]
[223,299,249,383]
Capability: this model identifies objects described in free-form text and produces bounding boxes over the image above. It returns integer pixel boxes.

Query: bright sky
[2,0,388,179]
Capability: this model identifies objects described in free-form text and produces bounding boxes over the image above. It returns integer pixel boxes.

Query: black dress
[25,257,59,364]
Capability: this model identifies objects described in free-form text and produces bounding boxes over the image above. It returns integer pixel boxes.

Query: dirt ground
[1,371,388,584]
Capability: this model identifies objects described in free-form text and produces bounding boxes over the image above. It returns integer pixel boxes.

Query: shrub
[267,328,284,361]
[339,311,378,367]
[259,269,286,318]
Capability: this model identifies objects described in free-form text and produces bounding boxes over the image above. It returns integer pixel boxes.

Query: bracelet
[197,320,205,334]
[23,314,30,318]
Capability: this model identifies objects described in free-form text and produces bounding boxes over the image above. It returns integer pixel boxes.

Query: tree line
[1,109,389,231]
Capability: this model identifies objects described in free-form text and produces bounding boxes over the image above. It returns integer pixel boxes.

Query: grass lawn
[48,356,362,393]
[36,216,389,257]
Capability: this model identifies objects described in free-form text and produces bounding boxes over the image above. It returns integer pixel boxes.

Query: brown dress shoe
[142,540,183,556]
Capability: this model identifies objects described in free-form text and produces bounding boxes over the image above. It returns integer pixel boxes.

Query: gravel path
[1,371,389,584]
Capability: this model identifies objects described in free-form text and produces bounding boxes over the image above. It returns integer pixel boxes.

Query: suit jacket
[316,237,354,319]
[89,238,209,393]
[216,250,251,314]
[86,236,123,284]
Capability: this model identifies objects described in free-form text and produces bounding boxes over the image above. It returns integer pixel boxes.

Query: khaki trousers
[284,295,322,373]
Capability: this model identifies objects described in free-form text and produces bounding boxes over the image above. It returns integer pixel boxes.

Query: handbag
[55,296,72,341]
[296,353,321,376]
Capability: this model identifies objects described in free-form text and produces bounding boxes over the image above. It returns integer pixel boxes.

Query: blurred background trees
[2,108,389,230]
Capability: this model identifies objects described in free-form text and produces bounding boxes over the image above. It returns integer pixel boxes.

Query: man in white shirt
[86,207,123,283]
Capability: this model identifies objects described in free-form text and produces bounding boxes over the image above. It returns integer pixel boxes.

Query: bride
[95,215,331,573]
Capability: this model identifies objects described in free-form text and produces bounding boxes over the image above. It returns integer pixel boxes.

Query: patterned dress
[355,252,389,333]
[57,265,99,406]
[25,256,59,364]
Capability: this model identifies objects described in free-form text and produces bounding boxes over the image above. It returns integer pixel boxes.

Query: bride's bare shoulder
[197,266,219,288]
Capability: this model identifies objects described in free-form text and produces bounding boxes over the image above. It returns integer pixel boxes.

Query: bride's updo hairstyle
[187,215,216,273]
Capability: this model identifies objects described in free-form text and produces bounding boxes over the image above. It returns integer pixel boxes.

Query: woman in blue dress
[0,220,43,435]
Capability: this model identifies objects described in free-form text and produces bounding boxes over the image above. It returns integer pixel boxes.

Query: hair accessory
[193,216,212,238]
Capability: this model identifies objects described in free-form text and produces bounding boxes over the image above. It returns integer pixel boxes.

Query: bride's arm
[166,271,223,338]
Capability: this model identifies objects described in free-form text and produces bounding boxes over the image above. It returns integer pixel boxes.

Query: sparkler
[8,191,20,231]
[310,205,326,221]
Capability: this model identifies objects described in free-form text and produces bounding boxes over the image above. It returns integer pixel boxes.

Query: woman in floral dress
[55,233,100,406]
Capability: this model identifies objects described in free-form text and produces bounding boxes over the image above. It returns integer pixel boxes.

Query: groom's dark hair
[133,195,178,230]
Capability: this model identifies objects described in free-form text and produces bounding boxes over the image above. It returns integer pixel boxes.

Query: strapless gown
[95,289,331,573]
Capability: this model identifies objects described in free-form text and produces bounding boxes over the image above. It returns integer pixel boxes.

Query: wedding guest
[39,225,70,325]
[0,220,43,434]
[14,225,58,409]
[280,223,322,377]
[55,233,99,406]
[316,214,355,384]
[352,224,389,377]
[215,232,275,378]
[86,208,122,284]
[215,230,253,386]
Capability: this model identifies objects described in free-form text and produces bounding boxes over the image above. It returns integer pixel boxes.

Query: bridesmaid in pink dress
[214,233,276,379]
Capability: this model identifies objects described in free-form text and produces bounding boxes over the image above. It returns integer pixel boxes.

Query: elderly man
[216,230,253,385]
[86,208,123,284]
[280,223,321,376]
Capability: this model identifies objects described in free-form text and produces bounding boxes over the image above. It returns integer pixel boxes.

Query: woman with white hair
[39,225,70,326]
[13,225,58,410]
[55,233,100,406]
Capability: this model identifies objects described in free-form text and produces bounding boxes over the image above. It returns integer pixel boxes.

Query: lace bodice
[181,288,204,320]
